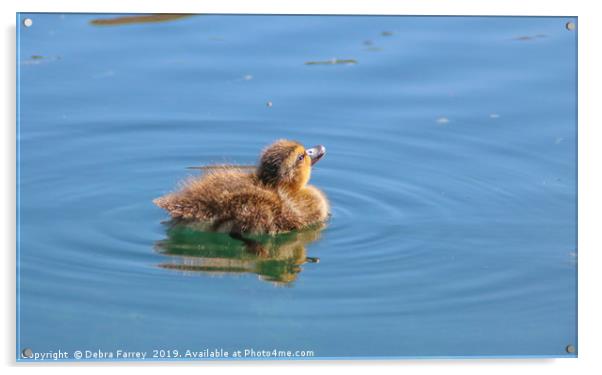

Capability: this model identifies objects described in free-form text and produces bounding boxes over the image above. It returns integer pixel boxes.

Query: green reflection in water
[155,221,324,285]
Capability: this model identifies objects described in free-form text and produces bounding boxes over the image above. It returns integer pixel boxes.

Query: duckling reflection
[155,221,324,285]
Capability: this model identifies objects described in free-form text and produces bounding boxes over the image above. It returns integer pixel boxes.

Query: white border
[2,1,600,374]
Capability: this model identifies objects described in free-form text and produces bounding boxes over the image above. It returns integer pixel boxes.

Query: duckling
[153,140,329,235]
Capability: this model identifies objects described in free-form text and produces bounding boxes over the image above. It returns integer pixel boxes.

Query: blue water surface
[16,14,577,360]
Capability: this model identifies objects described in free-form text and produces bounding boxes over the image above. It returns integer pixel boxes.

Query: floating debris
[93,70,116,79]
[436,117,450,125]
[513,34,548,41]
[305,58,358,66]
[566,21,576,31]
[90,14,191,26]
[489,113,500,119]
[21,55,61,65]
[243,74,253,81]
[266,101,273,108]
[362,39,382,51]
[555,137,564,144]
[381,31,393,36]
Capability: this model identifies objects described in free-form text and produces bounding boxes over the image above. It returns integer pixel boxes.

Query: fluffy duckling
[154,140,329,235]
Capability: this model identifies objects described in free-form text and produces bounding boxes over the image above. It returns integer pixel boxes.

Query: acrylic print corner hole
[16,13,577,362]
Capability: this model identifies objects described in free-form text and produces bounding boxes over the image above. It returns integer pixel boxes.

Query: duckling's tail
[153,194,194,220]
[153,196,169,209]
[153,195,180,215]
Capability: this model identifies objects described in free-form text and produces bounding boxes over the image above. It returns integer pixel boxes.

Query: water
[16,14,577,359]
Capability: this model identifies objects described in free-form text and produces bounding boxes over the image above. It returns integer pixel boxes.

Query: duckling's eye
[297,154,305,162]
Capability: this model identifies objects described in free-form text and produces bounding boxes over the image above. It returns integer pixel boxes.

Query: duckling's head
[257,139,326,192]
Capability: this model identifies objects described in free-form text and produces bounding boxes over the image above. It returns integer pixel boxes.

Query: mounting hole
[565,344,576,354]
[21,348,33,358]
[565,21,575,31]
[23,18,33,27]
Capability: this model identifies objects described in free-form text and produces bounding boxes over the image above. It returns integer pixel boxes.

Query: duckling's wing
[187,165,256,171]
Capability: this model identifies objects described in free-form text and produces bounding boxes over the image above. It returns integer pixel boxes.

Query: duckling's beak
[306,145,326,166]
